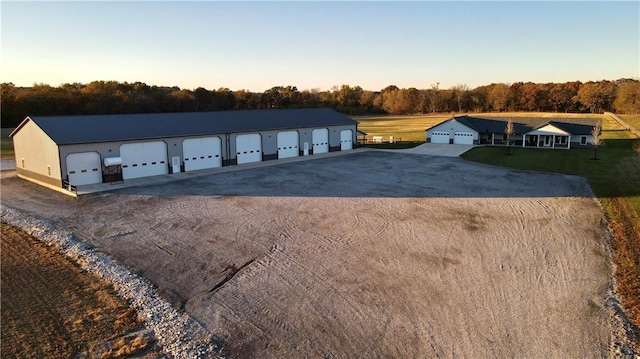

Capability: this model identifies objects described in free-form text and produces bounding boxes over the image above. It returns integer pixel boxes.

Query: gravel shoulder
[1,151,616,357]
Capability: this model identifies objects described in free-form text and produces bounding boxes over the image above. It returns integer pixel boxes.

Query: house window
[503,134,508,142]
[580,136,587,145]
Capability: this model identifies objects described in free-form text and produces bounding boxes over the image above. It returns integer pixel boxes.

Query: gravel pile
[1,205,226,359]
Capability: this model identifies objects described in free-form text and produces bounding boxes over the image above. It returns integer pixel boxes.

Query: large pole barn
[10,108,358,195]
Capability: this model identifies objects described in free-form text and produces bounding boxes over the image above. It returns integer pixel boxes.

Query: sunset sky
[2,1,638,91]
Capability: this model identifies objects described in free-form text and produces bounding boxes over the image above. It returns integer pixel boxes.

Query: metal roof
[427,115,598,136]
[455,116,531,134]
[11,108,358,145]
[545,121,595,135]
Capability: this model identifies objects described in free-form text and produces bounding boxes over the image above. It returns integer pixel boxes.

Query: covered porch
[523,125,571,150]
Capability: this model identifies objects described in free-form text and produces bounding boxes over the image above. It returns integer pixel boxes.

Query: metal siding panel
[13,120,62,182]
[260,131,278,158]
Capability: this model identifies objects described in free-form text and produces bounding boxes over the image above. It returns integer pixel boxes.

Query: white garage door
[340,129,353,150]
[120,141,168,180]
[66,152,102,186]
[454,132,474,145]
[183,137,222,172]
[236,133,262,164]
[430,131,450,144]
[312,129,329,154]
[277,131,299,159]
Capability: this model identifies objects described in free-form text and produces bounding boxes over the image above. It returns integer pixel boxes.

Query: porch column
[567,135,571,149]
[522,135,526,147]
[552,135,555,148]
[537,135,540,148]
[491,134,494,146]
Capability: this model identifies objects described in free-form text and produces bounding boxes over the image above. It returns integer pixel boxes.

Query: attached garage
[66,152,102,186]
[453,132,474,145]
[312,129,329,154]
[236,134,262,164]
[340,130,353,150]
[430,131,450,144]
[183,136,222,172]
[120,141,168,180]
[277,131,299,159]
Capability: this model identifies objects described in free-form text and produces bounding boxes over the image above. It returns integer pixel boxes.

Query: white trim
[526,124,570,136]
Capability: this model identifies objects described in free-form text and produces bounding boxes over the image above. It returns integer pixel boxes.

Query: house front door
[544,136,551,146]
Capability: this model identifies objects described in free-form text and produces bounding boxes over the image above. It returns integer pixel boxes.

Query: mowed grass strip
[620,114,640,130]
[461,123,640,334]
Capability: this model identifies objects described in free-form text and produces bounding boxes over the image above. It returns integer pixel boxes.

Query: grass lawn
[474,111,604,119]
[354,115,449,142]
[1,128,15,159]
[462,122,640,334]
[362,141,423,149]
[619,114,640,130]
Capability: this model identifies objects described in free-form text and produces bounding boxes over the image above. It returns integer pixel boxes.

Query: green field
[474,111,604,119]
[620,114,640,130]
[354,115,450,142]
[1,128,15,159]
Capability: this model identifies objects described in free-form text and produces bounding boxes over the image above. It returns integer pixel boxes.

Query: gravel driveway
[0,151,613,358]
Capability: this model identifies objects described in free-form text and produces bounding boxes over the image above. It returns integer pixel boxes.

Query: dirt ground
[0,223,157,358]
[1,151,614,357]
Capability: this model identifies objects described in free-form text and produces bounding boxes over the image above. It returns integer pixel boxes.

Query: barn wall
[261,131,279,160]
[13,120,62,186]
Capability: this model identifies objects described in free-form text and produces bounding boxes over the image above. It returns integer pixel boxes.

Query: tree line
[1,79,639,128]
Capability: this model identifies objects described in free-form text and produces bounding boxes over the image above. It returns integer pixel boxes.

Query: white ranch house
[426,116,599,149]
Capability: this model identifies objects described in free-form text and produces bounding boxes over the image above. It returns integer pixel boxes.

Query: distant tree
[591,124,603,160]
[613,80,640,114]
[469,86,489,112]
[452,84,469,113]
[549,83,576,113]
[194,87,213,111]
[577,81,616,113]
[488,83,511,112]
[504,120,514,155]
[212,88,236,110]
[358,90,378,113]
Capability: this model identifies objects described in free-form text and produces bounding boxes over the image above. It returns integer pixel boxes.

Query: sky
[1,1,638,92]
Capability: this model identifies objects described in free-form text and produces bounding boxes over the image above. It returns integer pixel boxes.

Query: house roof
[454,116,531,134]
[545,121,595,135]
[10,108,358,145]
[426,115,599,136]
